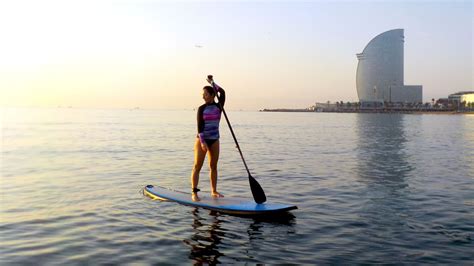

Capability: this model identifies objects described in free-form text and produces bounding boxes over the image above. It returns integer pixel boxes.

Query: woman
[190,83,225,201]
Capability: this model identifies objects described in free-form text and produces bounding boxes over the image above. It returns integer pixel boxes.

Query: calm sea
[1,108,473,264]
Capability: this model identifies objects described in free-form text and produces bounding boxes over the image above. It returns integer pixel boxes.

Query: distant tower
[356,29,422,106]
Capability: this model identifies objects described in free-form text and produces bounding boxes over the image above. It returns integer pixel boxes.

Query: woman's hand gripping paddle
[206,75,267,204]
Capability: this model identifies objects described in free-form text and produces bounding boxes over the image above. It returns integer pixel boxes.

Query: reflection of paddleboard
[144,185,297,216]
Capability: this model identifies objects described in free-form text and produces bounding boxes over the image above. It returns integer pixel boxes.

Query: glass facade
[356,29,422,105]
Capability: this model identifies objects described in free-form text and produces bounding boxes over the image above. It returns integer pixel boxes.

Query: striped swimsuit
[197,88,225,147]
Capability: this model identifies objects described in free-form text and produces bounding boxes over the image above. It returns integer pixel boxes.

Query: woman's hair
[203,86,216,97]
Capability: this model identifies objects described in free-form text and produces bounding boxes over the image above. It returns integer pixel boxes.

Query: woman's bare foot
[192,193,201,202]
[211,191,224,198]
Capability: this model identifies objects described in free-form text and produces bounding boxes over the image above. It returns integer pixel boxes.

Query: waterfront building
[356,29,422,107]
[448,91,474,106]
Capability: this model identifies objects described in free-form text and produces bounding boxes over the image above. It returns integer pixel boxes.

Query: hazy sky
[0,0,472,110]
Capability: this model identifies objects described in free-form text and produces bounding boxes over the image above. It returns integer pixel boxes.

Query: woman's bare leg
[190,138,206,201]
[208,140,224,198]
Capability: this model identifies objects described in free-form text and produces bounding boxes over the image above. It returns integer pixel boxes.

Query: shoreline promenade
[260,107,474,114]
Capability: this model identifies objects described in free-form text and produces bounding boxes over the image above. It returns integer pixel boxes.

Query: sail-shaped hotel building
[356,29,422,107]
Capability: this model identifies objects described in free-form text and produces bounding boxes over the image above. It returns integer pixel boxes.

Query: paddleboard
[144,185,297,216]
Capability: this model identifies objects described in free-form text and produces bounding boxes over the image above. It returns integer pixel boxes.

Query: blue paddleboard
[144,185,297,216]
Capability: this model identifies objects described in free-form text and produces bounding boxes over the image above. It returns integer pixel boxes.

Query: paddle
[207,75,267,204]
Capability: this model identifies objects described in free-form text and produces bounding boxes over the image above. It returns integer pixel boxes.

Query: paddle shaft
[210,83,251,175]
[207,76,266,204]
[220,102,251,175]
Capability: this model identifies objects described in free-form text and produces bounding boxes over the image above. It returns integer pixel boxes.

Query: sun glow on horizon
[1,1,471,110]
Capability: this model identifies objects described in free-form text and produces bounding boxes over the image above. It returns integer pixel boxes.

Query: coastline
[260,108,474,115]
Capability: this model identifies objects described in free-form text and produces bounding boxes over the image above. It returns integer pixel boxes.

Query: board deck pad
[144,185,297,215]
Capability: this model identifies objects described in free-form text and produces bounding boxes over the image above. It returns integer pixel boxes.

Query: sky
[0,0,472,110]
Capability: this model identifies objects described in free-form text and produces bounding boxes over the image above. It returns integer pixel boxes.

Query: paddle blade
[249,174,266,204]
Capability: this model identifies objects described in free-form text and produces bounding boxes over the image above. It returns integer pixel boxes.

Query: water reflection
[461,115,474,175]
[356,113,413,187]
[183,208,296,264]
[355,113,414,242]
[183,209,224,265]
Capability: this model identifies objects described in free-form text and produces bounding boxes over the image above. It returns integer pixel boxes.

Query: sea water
[1,108,473,264]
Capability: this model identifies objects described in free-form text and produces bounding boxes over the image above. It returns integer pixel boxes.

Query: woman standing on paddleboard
[190,79,225,201]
